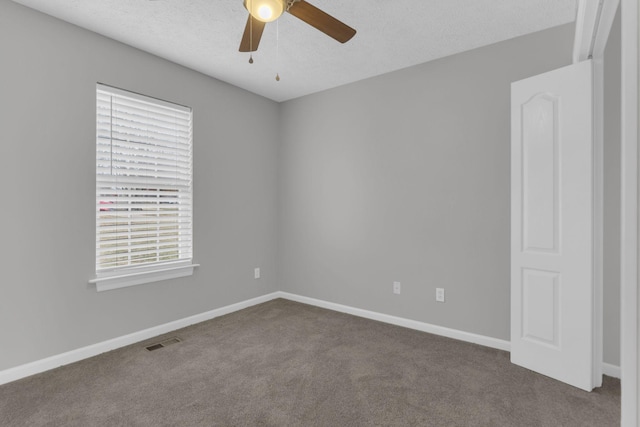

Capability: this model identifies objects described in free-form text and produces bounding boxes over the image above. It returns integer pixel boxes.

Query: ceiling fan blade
[239,14,266,52]
[287,1,356,44]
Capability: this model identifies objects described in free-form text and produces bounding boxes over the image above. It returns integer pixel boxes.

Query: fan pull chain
[275,19,280,81]
[249,15,254,64]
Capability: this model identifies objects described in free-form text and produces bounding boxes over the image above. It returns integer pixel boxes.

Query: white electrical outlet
[436,288,445,302]
[254,268,261,279]
[393,281,401,295]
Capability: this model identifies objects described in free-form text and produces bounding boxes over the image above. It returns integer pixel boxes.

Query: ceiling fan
[239,0,356,52]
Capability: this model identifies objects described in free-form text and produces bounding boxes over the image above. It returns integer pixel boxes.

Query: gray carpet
[0,299,620,426]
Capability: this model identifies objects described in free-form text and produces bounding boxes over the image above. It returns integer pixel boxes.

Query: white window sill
[89,262,199,292]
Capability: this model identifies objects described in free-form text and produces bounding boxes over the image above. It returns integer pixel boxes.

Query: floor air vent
[145,337,182,351]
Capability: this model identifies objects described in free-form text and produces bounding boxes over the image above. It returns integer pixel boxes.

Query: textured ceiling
[11,0,577,102]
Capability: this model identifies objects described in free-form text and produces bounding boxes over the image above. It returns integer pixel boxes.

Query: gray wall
[603,8,622,367]
[0,1,280,371]
[278,21,620,364]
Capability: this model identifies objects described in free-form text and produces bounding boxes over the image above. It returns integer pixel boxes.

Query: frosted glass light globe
[244,0,285,23]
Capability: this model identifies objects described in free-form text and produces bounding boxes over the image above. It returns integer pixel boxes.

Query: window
[90,84,197,291]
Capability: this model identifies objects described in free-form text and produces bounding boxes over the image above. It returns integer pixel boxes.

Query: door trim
[573,0,620,63]
[620,0,639,425]
[573,0,621,391]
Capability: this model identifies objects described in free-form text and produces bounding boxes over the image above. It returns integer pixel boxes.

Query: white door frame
[573,0,620,390]
[620,0,639,425]
[574,1,639,425]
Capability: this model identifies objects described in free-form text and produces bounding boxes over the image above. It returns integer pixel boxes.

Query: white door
[511,60,599,392]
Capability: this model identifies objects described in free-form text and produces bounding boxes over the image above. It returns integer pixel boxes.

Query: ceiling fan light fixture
[244,0,285,23]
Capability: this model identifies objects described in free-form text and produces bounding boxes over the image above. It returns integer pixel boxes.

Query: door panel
[521,93,559,253]
[511,60,596,391]
[521,268,559,348]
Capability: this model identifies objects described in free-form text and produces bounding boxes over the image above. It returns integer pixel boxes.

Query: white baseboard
[277,293,622,381]
[602,362,621,379]
[0,292,280,386]
[1,290,620,386]
[276,292,512,352]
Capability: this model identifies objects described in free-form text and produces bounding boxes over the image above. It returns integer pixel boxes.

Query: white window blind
[94,84,193,287]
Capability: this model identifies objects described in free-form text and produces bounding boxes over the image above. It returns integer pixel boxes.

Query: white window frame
[89,84,198,292]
